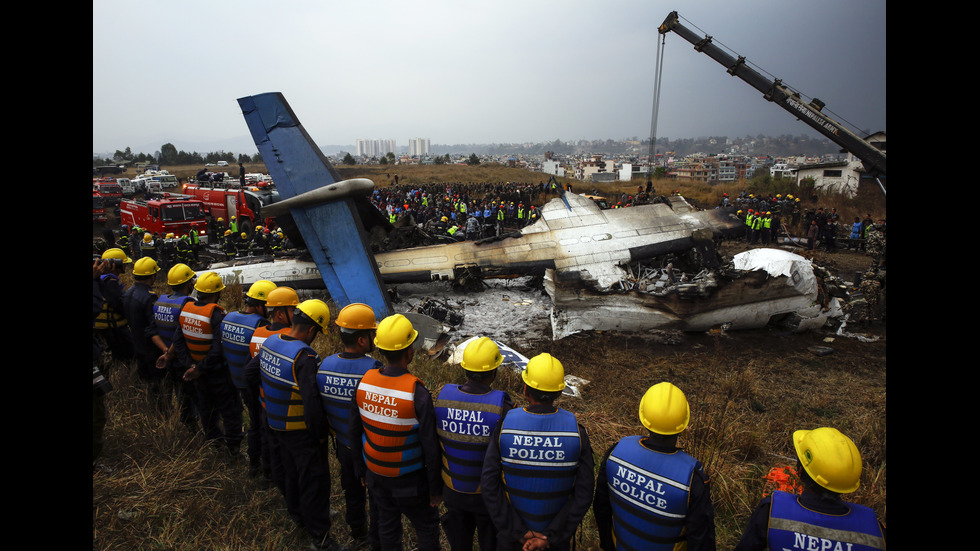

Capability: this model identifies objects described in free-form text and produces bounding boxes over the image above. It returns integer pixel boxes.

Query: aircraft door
[225,195,238,224]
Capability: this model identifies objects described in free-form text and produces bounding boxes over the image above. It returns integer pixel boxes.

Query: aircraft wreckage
[210,185,844,339]
[208,92,847,340]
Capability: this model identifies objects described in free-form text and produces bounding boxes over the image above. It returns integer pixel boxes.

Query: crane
[656,11,885,179]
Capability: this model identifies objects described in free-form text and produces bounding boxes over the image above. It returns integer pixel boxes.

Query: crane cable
[647,31,666,186]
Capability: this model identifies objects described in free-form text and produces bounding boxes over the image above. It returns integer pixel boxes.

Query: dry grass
[95,165,886,550]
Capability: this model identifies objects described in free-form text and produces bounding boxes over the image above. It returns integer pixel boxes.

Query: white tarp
[732,249,818,299]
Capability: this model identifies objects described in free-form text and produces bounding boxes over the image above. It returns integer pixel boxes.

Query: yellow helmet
[296,299,330,332]
[266,286,300,308]
[256,225,263,232]
[461,337,503,372]
[246,280,277,302]
[143,233,152,242]
[336,303,378,330]
[218,217,224,222]
[374,314,418,351]
[241,232,248,239]
[165,233,175,239]
[638,382,690,435]
[194,271,226,294]
[132,257,160,277]
[224,229,232,236]
[101,247,132,264]
[522,353,565,392]
[168,263,196,286]
[793,427,862,494]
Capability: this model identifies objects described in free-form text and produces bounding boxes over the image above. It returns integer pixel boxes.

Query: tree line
[93,144,262,167]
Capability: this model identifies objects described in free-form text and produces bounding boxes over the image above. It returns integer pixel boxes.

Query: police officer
[95,248,135,368]
[244,286,301,489]
[733,427,885,551]
[122,257,171,414]
[172,272,244,457]
[435,337,515,551]
[153,263,201,431]
[481,353,595,551]
[593,382,716,550]
[257,299,346,551]
[316,303,383,549]
[220,280,277,473]
[350,314,443,551]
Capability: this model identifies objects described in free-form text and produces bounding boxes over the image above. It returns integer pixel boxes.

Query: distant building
[407,138,430,157]
[795,131,885,197]
[356,138,396,157]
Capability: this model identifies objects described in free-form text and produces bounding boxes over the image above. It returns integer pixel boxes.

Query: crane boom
[658,11,885,176]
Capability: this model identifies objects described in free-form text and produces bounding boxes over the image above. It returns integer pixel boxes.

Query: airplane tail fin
[238,92,392,319]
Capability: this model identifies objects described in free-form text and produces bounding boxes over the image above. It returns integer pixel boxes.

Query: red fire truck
[119,195,210,241]
[180,182,279,238]
[93,178,123,207]
[93,190,107,224]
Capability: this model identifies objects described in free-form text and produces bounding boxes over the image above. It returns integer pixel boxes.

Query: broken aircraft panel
[546,248,830,339]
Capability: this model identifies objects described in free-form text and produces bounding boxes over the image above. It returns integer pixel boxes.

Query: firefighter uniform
[94,251,135,366]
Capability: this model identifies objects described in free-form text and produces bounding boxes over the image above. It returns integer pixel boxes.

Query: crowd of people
[93,252,885,551]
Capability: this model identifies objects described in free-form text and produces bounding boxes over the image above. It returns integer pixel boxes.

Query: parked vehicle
[117,178,134,197]
[93,191,107,224]
[93,178,123,206]
[181,181,280,238]
[119,195,210,242]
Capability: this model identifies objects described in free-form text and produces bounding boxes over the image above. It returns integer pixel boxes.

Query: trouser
[136,351,170,415]
[97,327,135,368]
[168,361,201,431]
[335,442,380,546]
[237,385,264,466]
[264,419,287,495]
[277,430,334,541]
[367,470,441,551]
[196,371,243,450]
[441,492,496,551]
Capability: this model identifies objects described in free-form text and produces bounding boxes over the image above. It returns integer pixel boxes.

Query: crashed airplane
[210,92,843,339]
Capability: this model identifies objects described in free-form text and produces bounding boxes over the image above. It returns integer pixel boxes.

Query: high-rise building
[407,137,430,157]
[355,138,396,157]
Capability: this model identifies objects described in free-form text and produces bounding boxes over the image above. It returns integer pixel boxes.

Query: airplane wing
[237,92,392,319]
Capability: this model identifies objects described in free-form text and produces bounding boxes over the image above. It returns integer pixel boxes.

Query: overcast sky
[92,0,885,156]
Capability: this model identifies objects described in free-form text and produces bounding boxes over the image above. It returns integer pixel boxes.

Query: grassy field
[93,163,886,550]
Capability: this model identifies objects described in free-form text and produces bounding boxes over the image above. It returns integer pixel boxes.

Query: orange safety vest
[179,302,224,363]
[356,368,424,477]
[249,324,291,358]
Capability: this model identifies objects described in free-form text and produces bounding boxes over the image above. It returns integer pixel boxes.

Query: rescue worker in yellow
[349,314,443,551]
[243,286,301,490]
[481,353,595,551]
[220,280,277,474]
[316,303,384,549]
[170,271,244,457]
[257,299,347,551]
[733,427,885,551]
[435,337,515,551]
[593,382,716,550]
[95,247,135,367]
